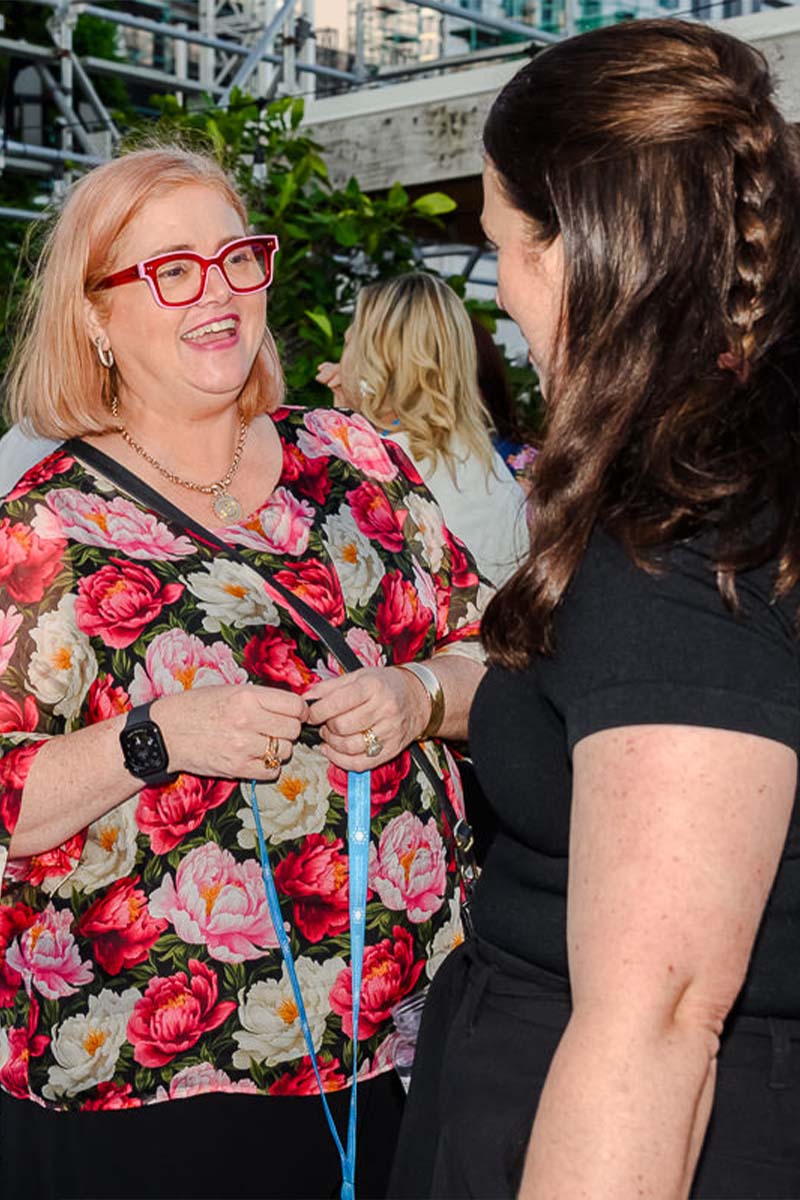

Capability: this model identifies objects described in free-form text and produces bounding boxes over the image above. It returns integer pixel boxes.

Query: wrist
[149,694,183,773]
[396,661,445,739]
[119,700,176,787]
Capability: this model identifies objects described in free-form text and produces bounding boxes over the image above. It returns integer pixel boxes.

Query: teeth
[183,319,237,341]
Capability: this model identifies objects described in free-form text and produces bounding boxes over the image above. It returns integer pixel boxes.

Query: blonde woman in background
[316,273,529,587]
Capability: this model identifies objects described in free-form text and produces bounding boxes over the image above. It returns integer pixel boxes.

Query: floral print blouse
[0,406,489,1111]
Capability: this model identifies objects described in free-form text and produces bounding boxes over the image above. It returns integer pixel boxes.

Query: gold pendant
[212,492,243,522]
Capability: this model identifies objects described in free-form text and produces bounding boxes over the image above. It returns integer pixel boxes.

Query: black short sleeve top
[469,526,800,1017]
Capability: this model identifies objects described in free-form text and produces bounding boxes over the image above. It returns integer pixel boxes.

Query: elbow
[669,973,744,1054]
[573,966,746,1069]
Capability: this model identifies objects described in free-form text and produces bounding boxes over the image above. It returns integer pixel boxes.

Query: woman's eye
[158,263,188,280]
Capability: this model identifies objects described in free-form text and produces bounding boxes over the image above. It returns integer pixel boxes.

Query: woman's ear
[83,296,108,351]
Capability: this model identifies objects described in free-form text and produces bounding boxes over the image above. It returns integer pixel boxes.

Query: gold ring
[262,735,281,771]
[362,727,383,758]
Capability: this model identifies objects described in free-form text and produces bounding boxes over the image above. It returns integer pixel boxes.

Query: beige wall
[303,8,800,194]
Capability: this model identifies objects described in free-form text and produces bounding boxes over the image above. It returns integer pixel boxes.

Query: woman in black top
[390,18,800,1200]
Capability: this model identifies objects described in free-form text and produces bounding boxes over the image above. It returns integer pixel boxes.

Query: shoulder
[0,425,64,501]
[546,526,800,752]
[570,524,793,625]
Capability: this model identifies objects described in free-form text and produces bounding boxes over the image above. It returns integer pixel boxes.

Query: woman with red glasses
[0,143,487,1199]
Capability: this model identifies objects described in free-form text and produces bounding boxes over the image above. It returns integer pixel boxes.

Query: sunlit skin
[481,161,565,397]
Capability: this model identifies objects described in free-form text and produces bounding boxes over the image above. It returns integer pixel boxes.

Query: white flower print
[182,559,280,633]
[27,594,98,722]
[43,988,141,1099]
[404,493,446,572]
[236,742,332,848]
[425,898,464,980]
[321,508,383,610]
[412,561,438,621]
[54,796,140,897]
[232,956,344,1069]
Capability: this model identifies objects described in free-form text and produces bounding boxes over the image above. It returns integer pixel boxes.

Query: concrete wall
[303,7,800,193]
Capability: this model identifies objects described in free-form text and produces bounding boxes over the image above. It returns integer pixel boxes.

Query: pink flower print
[159,1062,258,1100]
[0,690,38,735]
[0,606,22,676]
[318,628,386,679]
[37,489,194,560]
[81,1082,142,1110]
[5,451,74,503]
[346,481,404,551]
[75,560,184,649]
[5,904,93,1000]
[368,811,447,924]
[227,487,315,556]
[0,998,49,1098]
[297,411,398,482]
[128,628,247,705]
[148,842,278,962]
[84,675,130,725]
[0,519,65,604]
[269,1055,346,1095]
[508,444,539,471]
[136,775,236,855]
[344,628,386,669]
[127,959,235,1068]
[329,926,424,1039]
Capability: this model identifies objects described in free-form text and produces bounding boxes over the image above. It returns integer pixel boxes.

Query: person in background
[0,143,487,1200]
[470,316,538,493]
[316,273,529,588]
[391,19,800,1200]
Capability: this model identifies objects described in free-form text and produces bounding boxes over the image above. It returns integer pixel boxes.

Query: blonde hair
[4,143,284,439]
[346,273,495,474]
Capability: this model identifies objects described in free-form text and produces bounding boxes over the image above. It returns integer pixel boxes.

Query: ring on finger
[362,726,383,758]
[262,735,281,771]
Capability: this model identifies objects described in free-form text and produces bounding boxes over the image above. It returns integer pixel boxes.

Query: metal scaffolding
[0,0,772,216]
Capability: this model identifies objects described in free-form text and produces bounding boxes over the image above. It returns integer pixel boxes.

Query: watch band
[120,701,176,788]
[396,661,445,740]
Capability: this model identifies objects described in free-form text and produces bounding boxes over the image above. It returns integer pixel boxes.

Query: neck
[111,392,245,481]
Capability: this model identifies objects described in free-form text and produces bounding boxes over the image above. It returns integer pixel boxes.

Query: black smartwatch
[119,702,176,788]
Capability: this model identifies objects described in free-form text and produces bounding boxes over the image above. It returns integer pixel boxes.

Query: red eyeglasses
[98,235,279,309]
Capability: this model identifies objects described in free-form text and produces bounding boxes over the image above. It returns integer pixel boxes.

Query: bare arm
[519,723,796,1200]
[11,683,308,858]
[305,655,486,771]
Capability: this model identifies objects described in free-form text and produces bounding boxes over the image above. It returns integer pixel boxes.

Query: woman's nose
[200,262,232,303]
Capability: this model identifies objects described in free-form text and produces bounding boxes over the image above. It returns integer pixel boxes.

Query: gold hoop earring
[95,337,114,369]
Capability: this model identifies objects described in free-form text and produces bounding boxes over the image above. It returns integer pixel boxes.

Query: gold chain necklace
[110,395,249,522]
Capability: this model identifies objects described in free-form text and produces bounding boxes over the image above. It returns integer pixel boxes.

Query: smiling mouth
[181,317,239,343]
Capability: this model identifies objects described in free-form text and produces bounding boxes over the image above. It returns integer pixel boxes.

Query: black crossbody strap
[64,438,477,898]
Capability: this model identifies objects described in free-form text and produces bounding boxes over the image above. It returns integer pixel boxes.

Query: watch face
[123,723,168,776]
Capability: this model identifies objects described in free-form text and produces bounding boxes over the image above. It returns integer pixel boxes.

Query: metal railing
[0,0,779,201]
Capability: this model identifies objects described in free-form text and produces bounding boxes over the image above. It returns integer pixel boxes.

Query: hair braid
[722,93,783,379]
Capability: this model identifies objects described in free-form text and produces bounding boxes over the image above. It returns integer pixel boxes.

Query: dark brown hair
[481,19,800,667]
[470,316,532,445]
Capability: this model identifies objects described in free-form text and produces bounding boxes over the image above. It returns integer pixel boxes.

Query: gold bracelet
[397,661,445,740]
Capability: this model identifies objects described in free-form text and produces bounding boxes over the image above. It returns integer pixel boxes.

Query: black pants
[0,1071,405,1200]
[388,938,800,1200]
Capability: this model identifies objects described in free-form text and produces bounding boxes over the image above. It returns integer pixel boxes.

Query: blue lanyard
[248,770,371,1200]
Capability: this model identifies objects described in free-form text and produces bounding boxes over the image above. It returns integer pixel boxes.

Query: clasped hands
[153,666,432,784]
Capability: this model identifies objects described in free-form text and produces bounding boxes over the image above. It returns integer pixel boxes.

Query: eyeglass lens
[154,241,270,304]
